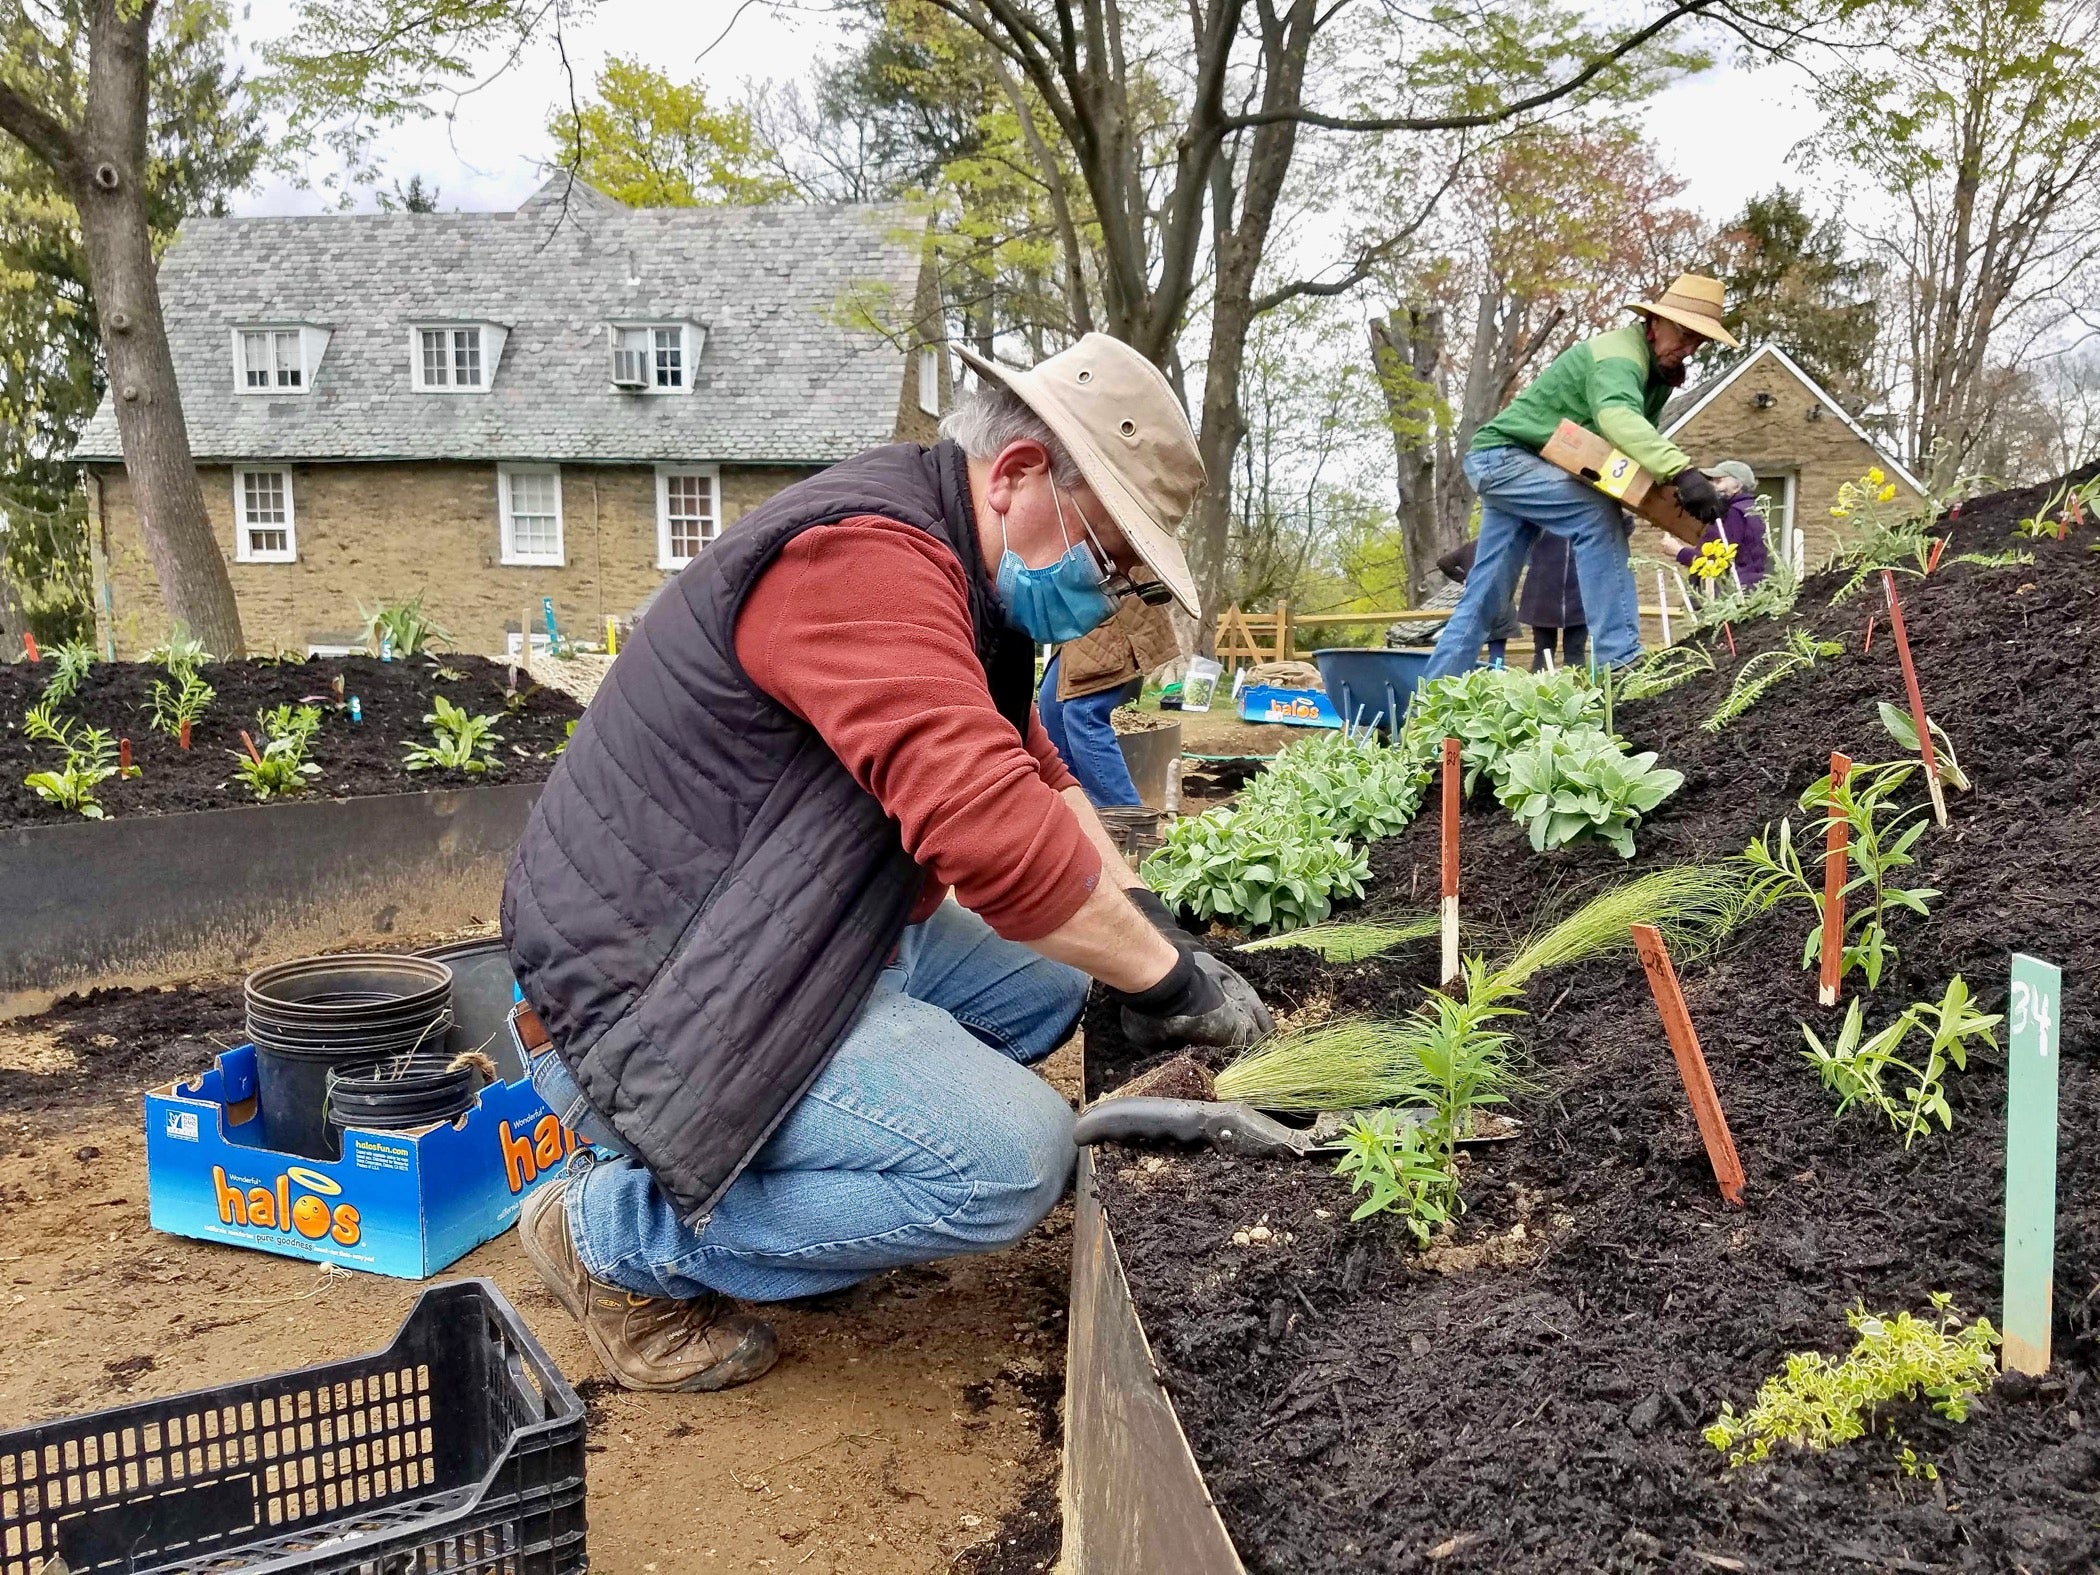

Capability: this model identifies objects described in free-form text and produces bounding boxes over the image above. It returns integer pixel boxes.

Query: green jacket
[1470,323,1690,479]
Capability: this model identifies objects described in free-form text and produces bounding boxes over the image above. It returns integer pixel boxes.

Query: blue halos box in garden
[145,1044,581,1280]
[1237,684,1342,728]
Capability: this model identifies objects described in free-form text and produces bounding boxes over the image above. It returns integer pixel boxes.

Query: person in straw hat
[1423,272,1739,682]
[505,333,1272,1393]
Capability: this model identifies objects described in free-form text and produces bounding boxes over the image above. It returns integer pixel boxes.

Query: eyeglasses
[1064,489,1175,606]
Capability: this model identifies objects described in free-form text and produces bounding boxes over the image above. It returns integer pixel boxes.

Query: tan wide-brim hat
[954,333,1207,617]
[1626,273,1741,349]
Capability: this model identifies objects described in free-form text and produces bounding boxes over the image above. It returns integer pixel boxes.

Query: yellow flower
[1831,506,1850,518]
[1878,484,1897,502]
[1867,467,1885,485]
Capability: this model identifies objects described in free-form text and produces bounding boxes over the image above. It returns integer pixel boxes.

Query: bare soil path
[0,951,1072,1575]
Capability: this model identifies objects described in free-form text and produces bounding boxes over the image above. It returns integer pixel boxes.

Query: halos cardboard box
[146,1044,580,1280]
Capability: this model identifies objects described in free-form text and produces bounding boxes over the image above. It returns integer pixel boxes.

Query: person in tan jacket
[1036,596,1181,805]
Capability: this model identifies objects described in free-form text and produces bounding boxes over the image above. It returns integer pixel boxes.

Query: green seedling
[1142,806,1370,933]
[1238,731,1430,843]
[1705,1294,1998,1469]
[146,625,211,675]
[1491,864,1748,990]
[146,667,215,746]
[403,694,503,775]
[361,592,453,657]
[1875,702,1969,792]
[41,640,95,707]
[1493,724,1684,858]
[24,723,118,819]
[1400,666,1605,794]
[228,704,324,801]
[22,696,68,747]
[1702,629,1844,733]
[1744,762,1938,990]
[1332,1110,1452,1243]
[1237,915,1441,964]
[1802,976,2001,1146]
[1618,643,1715,702]
[1949,547,2033,570]
[1691,554,1802,633]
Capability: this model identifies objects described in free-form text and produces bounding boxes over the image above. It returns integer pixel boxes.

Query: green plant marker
[2001,953,2062,1376]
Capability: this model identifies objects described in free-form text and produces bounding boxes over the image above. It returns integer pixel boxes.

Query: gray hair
[940,377,1087,490]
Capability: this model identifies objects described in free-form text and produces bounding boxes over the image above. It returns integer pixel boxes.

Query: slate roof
[75,176,929,466]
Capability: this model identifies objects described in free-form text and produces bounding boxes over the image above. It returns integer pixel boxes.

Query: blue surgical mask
[994,489,1118,643]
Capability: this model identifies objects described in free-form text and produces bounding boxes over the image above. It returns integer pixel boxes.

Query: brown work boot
[519,1177,779,1393]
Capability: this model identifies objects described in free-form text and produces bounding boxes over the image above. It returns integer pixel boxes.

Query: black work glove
[1672,466,1727,525]
[1111,949,1275,1052]
[1127,886,1201,957]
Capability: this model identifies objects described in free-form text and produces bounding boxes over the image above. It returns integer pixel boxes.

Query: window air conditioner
[611,346,649,388]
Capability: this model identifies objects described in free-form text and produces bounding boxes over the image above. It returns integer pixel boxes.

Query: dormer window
[233,326,329,394]
[410,324,506,393]
[609,323,701,392]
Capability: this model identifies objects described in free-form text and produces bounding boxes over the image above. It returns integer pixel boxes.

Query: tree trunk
[68,1,245,656]
[1369,308,1450,606]
[0,565,30,653]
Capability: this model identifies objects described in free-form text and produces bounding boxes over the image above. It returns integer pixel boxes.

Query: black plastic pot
[327,1050,484,1144]
[246,954,454,1160]
[417,938,528,1083]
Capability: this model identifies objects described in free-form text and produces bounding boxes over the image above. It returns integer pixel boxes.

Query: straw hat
[954,334,1206,617]
[1626,273,1740,349]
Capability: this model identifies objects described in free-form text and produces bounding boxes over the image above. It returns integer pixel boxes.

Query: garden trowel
[1070,1098,1520,1159]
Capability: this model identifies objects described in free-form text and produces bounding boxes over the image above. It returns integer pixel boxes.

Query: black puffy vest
[502,441,1036,1222]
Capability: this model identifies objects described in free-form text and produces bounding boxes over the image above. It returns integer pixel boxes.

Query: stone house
[1661,343,1925,571]
[74,175,949,657]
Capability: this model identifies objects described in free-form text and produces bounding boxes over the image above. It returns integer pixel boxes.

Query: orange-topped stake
[1631,923,1745,1207]
[1819,752,1851,1006]
[1440,736,1460,986]
[1881,569,1947,827]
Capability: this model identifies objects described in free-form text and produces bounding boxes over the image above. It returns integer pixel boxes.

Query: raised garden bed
[0,654,577,828]
[1076,470,2100,1572]
[0,655,578,1009]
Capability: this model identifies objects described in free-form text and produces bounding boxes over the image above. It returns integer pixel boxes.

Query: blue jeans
[536,901,1085,1303]
[1425,446,1642,683]
[1037,656,1142,807]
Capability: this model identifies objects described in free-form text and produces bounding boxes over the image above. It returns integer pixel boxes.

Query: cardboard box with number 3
[1539,419,1707,545]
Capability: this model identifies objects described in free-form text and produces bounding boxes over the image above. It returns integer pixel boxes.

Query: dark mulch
[1092,468,2100,1573]
[0,982,247,1138]
[0,654,579,830]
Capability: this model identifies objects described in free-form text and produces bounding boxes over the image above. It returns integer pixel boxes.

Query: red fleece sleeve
[735,517,1102,941]
[1026,706,1080,793]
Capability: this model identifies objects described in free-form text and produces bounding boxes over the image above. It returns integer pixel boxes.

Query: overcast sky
[237,1,1831,227]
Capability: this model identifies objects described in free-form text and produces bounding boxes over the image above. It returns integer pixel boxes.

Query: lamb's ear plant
[1701,629,1843,733]
[403,695,503,775]
[1705,1294,1998,1469]
[1802,977,2000,1146]
[1493,725,1683,857]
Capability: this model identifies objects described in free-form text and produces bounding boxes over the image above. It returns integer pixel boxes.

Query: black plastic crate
[0,1279,585,1575]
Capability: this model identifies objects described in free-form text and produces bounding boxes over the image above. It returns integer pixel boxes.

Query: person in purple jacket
[1676,460,1770,587]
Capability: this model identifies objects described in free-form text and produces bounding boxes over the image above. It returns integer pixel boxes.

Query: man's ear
[984,439,1051,517]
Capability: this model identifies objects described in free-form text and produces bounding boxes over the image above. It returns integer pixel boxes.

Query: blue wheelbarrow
[1312,647,1434,736]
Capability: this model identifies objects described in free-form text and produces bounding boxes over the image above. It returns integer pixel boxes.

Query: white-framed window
[498,465,565,566]
[609,323,699,391]
[235,328,314,392]
[410,324,505,392]
[655,465,721,568]
[918,345,942,416]
[233,469,296,563]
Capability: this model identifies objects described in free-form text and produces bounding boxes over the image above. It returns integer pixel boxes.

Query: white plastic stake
[1656,570,1673,646]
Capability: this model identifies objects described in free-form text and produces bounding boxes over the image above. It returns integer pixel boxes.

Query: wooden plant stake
[1630,923,1746,1207]
[1818,752,1851,1006]
[1862,611,1875,654]
[178,718,191,751]
[240,730,264,765]
[2002,954,2063,1375]
[1721,621,1737,658]
[22,632,38,663]
[1926,537,1947,575]
[1440,737,1460,987]
[1880,569,1947,828]
[118,737,131,777]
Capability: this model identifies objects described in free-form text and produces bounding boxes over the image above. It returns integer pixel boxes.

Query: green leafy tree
[1709,187,1879,409]
[547,56,793,208]
[0,0,262,655]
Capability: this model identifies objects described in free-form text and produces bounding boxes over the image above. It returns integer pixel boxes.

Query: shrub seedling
[361,592,453,657]
[1801,976,2001,1146]
[147,667,215,748]
[24,723,119,819]
[1332,1111,1452,1243]
[1705,1294,1998,1469]
[228,704,324,801]
[41,640,95,707]
[403,695,503,775]
[1876,702,1969,792]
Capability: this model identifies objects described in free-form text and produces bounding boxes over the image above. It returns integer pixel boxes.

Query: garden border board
[1064,1141,1245,1573]
[0,782,540,1016]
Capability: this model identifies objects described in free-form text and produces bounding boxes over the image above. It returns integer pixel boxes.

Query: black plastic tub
[246,953,454,1161]
[327,1049,485,1142]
